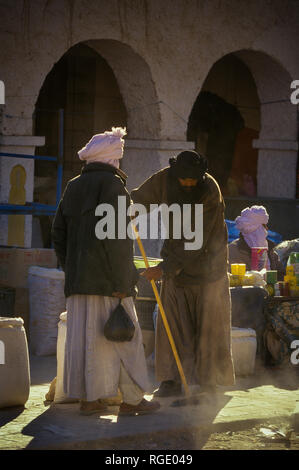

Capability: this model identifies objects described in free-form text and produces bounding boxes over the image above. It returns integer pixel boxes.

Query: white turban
[235,206,269,234]
[235,206,269,256]
[78,127,127,168]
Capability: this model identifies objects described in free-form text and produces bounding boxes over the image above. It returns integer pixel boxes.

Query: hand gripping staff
[131,222,191,399]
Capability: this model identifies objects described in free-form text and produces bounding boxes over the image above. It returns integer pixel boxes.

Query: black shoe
[153,380,182,397]
[119,399,160,416]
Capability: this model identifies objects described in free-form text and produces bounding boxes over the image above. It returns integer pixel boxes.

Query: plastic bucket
[251,247,268,271]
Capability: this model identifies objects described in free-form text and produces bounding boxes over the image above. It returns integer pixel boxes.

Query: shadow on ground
[221,360,299,394]
[0,406,25,428]
[2,356,298,450]
[21,392,231,450]
[29,354,57,386]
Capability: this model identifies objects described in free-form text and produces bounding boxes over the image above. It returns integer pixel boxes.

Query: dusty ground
[57,362,299,451]
[1,356,298,451]
[65,421,298,450]
[202,426,299,450]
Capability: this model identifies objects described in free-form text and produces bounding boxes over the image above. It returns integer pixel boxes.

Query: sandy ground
[0,356,299,450]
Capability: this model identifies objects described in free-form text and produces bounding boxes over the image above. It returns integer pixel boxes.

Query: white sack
[0,317,30,408]
[28,267,65,356]
[232,327,257,376]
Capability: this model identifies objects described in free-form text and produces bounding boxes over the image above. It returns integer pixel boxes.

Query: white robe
[63,295,149,402]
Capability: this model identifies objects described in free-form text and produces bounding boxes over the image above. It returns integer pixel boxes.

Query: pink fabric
[235,206,269,235]
[78,127,126,167]
[235,205,270,269]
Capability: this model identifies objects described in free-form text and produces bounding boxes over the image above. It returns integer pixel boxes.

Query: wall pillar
[122,139,195,191]
[253,139,298,198]
[0,135,45,247]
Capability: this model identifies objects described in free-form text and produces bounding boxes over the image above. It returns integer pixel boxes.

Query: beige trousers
[156,275,235,387]
[119,362,144,405]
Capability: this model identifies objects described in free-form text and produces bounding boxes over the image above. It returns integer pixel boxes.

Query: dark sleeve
[160,181,225,277]
[131,170,177,273]
[51,199,67,270]
[99,177,137,294]
[130,171,164,212]
[200,189,226,251]
[158,257,183,277]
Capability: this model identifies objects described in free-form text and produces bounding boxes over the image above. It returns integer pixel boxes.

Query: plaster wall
[0,136,45,247]
[122,139,195,191]
[1,1,298,139]
[0,0,298,247]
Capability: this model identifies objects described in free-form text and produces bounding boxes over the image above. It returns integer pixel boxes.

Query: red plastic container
[251,247,268,271]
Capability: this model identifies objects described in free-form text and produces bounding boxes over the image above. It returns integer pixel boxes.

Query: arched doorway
[188,50,297,201]
[187,50,298,239]
[34,42,127,193]
[188,54,261,197]
[32,39,161,246]
[33,42,128,246]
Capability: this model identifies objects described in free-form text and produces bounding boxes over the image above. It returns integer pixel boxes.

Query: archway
[32,39,161,246]
[188,54,260,197]
[34,42,127,190]
[34,39,161,199]
[33,42,129,247]
[85,39,161,140]
[187,50,297,199]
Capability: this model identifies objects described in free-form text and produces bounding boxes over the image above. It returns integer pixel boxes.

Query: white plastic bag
[244,270,266,287]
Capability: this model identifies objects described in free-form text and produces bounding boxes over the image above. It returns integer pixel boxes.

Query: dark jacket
[228,233,285,280]
[51,162,139,298]
[131,168,229,285]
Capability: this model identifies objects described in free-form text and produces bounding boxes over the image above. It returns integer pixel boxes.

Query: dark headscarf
[168,150,208,180]
[167,151,208,205]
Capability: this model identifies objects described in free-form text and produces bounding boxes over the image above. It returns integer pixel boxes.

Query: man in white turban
[52,127,160,416]
[235,205,269,251]
[229,205,283,276]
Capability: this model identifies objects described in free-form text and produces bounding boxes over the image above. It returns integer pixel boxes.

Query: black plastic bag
[104,299,135,342]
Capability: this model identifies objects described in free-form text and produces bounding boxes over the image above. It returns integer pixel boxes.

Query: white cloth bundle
[78,127,127,168]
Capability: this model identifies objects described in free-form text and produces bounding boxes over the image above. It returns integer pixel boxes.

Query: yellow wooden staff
[132,223,190,398]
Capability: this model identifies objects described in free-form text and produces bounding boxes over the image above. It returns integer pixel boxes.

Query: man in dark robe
[131,151,235,397]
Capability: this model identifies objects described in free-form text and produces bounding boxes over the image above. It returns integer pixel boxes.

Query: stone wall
[1,1,298,137]
[0,136,45,247]
[0,0,298,246]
